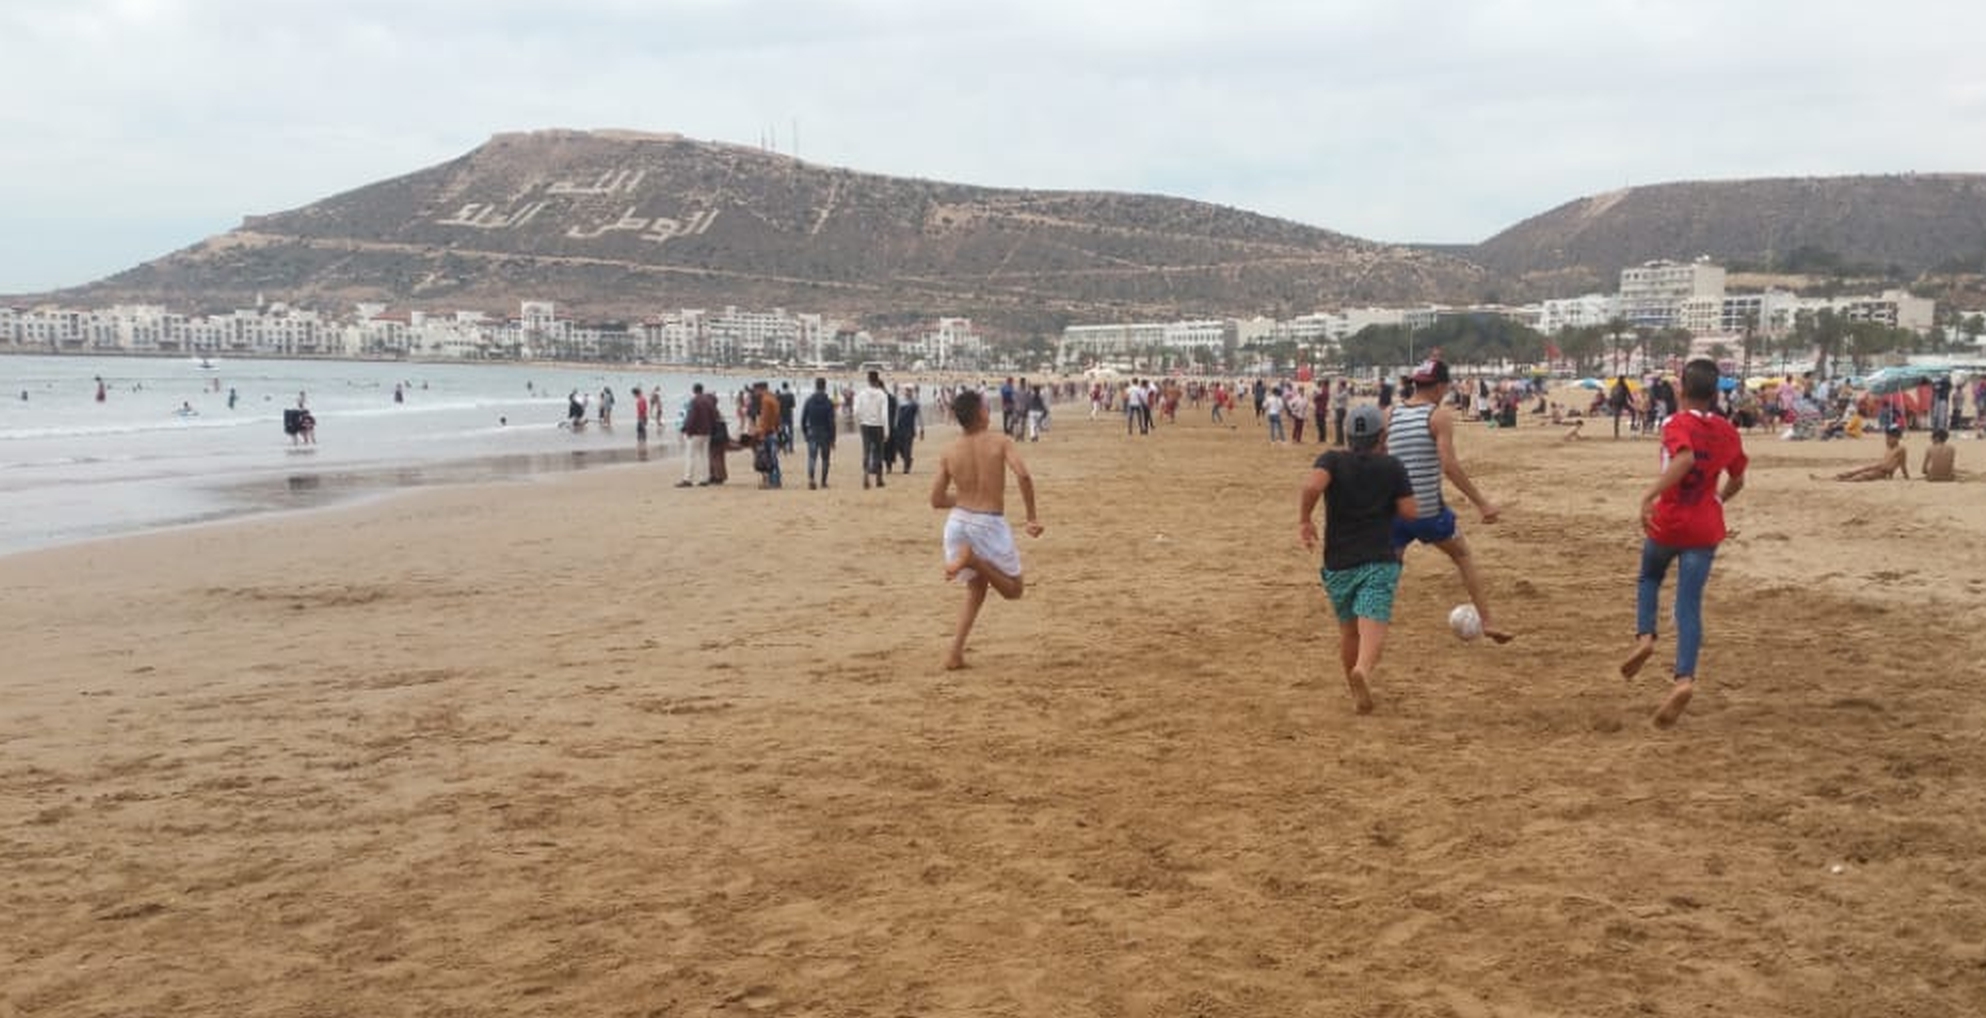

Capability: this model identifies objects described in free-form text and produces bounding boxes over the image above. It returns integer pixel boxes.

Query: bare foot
[1620,639,1655,681]
[943,546,977,582]
[1484,626,1516,645]
[1346,668,1374,715]
[942,654,968,671]
[1653,680,1695,728]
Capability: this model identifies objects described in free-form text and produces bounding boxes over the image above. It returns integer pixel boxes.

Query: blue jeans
[807,436,832,484]
[1636,539,1717,679]
[1268,414,1285,442]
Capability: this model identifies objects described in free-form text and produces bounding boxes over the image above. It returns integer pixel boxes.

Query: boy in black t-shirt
[1299,405,1420,714]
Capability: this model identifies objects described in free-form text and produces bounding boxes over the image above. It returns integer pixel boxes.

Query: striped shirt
[1388,401,1444,510]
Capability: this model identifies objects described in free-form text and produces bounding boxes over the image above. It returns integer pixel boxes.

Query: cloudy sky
[4,0,1983,293]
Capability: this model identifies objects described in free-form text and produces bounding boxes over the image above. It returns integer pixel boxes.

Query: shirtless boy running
[930,389,1044,670]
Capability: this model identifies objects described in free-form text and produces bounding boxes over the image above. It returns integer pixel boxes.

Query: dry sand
[4,405,1986,1017]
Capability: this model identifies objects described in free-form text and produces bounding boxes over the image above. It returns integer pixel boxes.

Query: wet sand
[4,407,1985,1016]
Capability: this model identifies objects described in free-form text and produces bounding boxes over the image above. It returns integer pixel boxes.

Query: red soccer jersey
[1649,409,1748,548]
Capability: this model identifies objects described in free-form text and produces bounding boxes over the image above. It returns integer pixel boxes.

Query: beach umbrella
[1863,367,1934,396]
[1575,378,1604,390]
[1717,376,1740,392]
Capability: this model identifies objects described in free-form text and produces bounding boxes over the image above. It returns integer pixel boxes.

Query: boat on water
[193,356,219,369]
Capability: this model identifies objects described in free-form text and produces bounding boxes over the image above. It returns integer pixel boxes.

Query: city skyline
[6,0,1986,295]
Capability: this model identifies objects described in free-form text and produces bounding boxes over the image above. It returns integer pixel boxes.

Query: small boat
[194,356,218,370]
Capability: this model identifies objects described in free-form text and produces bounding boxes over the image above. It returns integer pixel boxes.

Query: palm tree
[1740,309,1759,381]
[1606,316,1630,376]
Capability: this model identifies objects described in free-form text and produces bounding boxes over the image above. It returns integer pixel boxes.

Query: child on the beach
[1818,426,1907,482]
[1621,358,1748,728]
[1923,428,1956,481]
[1299,405,1419,714]
[930,389,1043,671]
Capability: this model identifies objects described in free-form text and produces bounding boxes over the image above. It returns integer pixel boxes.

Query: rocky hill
[52,129,1489,333]
[1470,174,1986,296]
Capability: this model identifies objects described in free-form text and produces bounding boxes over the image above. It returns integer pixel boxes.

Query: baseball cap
[1348,404,1385,445]
[1411,358,1450,384]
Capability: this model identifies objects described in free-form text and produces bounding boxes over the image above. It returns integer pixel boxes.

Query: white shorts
[943,507,1022,582]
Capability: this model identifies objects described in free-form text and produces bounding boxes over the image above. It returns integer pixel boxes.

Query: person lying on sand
[1816,428,1908,482]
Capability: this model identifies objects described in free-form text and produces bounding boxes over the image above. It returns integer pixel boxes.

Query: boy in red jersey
[1621,358,1748,727]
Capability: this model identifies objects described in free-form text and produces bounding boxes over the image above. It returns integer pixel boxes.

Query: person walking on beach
[802,377,837,489]
[1125,380,1148,435]
[854,370,891,489]
[632,387,649,445]
[1265,387,1287,444]
[1025,385,1047,442]
[894,385,924,470]
[753,381,783,489]
[930,389,1043,671]
[1333,379,1349,446]
[1621,358,1748,728]
[778,382,797,453]
[1384,358,1514,643]
[677,383,715,487]
[1299,405,1419,714]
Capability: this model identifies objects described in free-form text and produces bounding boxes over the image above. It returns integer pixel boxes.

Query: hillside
[1471,174,1986,295]
[51,129,1489,332]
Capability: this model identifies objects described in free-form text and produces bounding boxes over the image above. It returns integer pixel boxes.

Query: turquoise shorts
[1321,561,1403,624]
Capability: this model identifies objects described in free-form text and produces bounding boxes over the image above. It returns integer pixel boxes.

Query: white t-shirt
[853,387,891,430]
[1266,394,1285,417]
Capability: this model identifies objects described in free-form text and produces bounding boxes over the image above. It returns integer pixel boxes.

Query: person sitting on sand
[1922,428,1956,482]
[1822,427,1909,482]
[930,389,1043,671]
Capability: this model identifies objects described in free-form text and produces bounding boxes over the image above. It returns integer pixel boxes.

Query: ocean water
[0,355,784,555]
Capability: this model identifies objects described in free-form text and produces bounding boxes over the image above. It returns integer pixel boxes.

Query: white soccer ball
[1448,604,1483,641]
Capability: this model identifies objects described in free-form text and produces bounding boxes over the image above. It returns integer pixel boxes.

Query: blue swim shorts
[1391,506,1458,550]
[1321,561,1403,624]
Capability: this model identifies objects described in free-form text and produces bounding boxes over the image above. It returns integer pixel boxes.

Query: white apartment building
[1058,322,1168,368]
[1537,294,1620,334]
[1828,289,1936,332]
[1057,320,1230,368]
[902,317,985,369]
[1619,259,1727,328]
[640,310,708,364]
[1718,290,1802,337]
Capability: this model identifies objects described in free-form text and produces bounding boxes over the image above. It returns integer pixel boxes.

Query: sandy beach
[5,404,1985,1016]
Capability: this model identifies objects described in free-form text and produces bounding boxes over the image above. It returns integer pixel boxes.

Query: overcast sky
[4,0,1983,293]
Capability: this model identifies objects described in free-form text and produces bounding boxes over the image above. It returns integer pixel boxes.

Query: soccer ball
[1448,604,1483,642]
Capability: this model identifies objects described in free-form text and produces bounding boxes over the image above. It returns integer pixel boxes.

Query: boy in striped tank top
[1384,358,1515,643]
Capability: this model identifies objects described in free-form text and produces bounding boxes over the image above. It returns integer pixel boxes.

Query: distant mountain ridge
[1470,174,1986,295]
[25,133,1986,330]
[55,129,1487,332]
